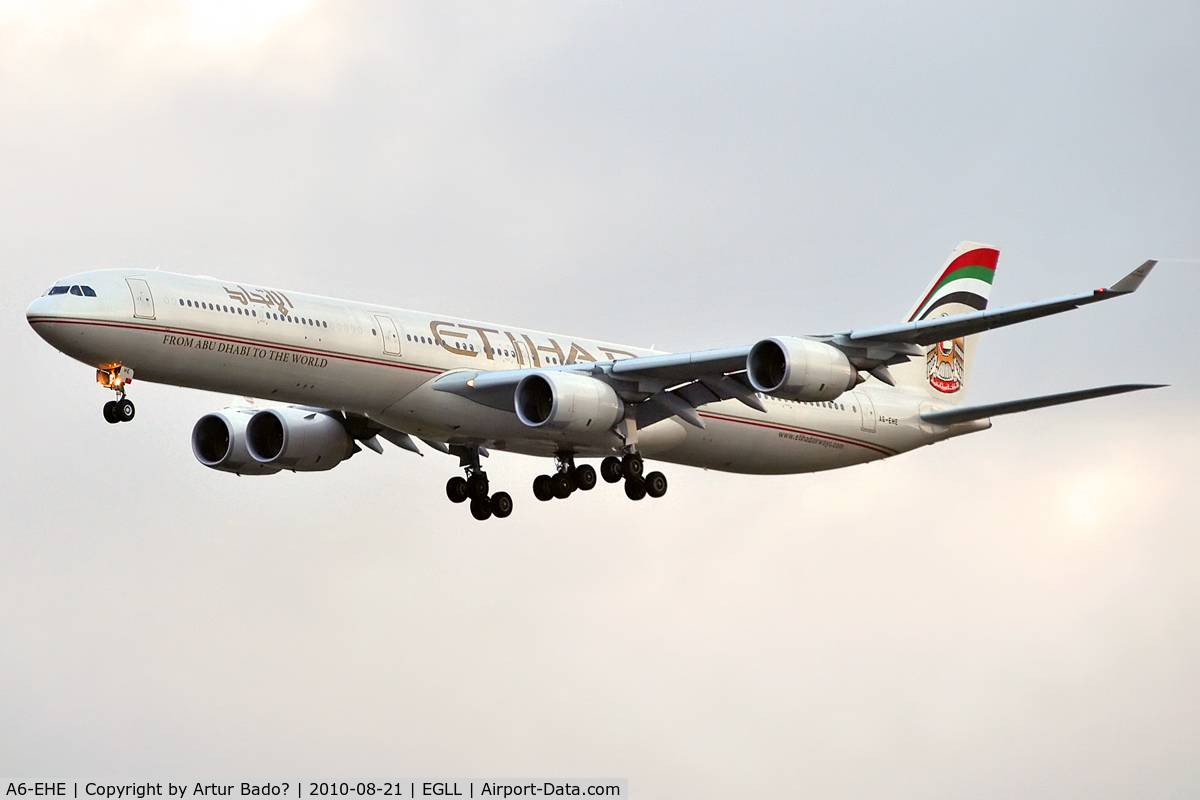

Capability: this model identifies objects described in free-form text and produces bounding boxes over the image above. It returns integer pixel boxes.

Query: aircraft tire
[552,472,573,499]
[446,476,469,503]
[621,453,643,480]
[624,477,647,501]
[644,471,668,498]
[103,400,119,424]
[600,457,623,483]
[470,496,492,520]
[467,473,489,500]
[533,474,554,501]
[490,492,513,518]
[572,464,597,491]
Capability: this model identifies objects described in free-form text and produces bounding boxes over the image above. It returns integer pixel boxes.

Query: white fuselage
[27,269,979,474]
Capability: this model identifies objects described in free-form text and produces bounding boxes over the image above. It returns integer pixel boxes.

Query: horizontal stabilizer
[920,383,1165,426]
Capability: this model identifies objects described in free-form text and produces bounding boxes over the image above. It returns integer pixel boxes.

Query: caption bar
[5,783,626,799]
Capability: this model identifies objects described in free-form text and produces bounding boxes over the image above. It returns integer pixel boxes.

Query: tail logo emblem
[927,337,965,393]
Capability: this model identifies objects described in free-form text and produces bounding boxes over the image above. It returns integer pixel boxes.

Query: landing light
[467,379,475,387]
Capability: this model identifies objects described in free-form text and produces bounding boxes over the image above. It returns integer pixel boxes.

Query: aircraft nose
[26,295,54,325]
[26,294,67,348]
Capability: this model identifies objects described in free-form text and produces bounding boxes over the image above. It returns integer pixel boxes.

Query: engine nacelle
[191,410,283,476]
[515,371,624,433]
[747,336,859,401]
[245,407,357,471]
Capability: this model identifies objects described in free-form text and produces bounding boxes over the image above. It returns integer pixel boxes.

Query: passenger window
[179,299,184,305]
[81,286,96,297]
[187,300,193,306]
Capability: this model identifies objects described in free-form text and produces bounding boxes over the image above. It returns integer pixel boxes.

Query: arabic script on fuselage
[223,285,294,316]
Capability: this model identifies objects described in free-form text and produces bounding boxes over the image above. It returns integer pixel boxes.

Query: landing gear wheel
[490,492,513,518]
[470,496,493,521]
[466,472,490,500]
[446,476,469,503]
[533,474,554,501]
[572,464,597,491]
[115,398,135,422]
[601,456,623,483]
[621,453,643,480]
[103,400,119,424]
[552,472,573,499]
[624,477,647,501]
[644,471,668,498]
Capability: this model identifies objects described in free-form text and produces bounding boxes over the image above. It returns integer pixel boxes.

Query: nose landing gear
[98,367,136,424]
[445,443,512,521]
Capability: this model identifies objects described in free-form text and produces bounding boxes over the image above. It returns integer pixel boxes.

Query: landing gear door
[374,314,402,356]
[854,391,876,433]
[125,278,155,320]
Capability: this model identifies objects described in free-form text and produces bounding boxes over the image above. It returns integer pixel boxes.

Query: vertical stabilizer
[890,242,999,404]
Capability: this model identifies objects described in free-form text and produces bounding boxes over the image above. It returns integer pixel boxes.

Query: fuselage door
[126,278,156,320]
[374,314,402,356]
[513,338,530,368]
[854,391,876,433]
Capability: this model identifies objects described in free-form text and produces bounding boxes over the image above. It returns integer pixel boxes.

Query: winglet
[1107,260,1156,294]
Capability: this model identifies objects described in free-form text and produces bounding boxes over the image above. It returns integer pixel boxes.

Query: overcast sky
[2,1,1198,797]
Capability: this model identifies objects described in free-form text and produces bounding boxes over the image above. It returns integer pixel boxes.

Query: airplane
[26,242,1162,521]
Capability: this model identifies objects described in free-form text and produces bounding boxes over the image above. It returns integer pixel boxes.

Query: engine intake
[245,407,357,471]
[515,372,624,433]
[191,411,282,475]
[747,336,859,401]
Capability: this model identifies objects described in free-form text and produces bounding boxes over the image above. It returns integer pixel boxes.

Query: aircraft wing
[432,346,765,431]
[843,260,1155,347]
[920,383,1165,426]
[434,259,1157,430]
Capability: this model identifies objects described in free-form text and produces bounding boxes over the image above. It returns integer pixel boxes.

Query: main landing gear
[445,444,512,522]
[536,451,667,503]
[606,452,668,501]
[532,453,598,502]
[98,366,136,424]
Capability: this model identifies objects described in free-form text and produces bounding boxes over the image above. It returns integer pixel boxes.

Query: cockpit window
[81,286,96,297]
[69,285,83,296]
[48,286,69,295]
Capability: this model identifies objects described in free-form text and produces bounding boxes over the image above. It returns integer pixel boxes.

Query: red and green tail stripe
[907,247,999,321]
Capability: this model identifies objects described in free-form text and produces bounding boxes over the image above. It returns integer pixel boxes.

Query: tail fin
[890,242,999,403]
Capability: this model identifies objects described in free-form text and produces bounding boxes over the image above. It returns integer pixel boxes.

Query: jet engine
[191,410,283,475]
[245,407,358,471]
[515,371,624,433]
[747,336,859,402]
